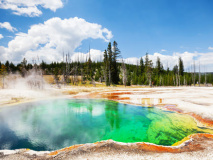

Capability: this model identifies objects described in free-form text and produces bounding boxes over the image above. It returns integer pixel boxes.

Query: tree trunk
[2,76,4,89]
[109,64,111,86]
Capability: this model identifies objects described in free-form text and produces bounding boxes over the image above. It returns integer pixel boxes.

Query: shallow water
[0,99,212,151]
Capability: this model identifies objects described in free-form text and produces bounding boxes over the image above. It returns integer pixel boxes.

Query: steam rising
[0,69,60,105]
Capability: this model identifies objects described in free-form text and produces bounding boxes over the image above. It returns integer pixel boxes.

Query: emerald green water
[0,99,212,151]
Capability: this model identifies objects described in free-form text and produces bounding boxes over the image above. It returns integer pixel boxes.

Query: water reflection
[105,101,120,130]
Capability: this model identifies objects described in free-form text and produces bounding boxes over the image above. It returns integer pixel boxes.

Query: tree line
[0,41,213,87]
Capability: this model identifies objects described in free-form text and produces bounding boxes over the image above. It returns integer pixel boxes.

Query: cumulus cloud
[0,0,63,17]
[73,51,213,72]
[71,49,104,63]
[118,57,140,65]
[0,34,3,39]
[0,22,17,32]
[161,49,167,52]
[121,52,213,72]
[0,17,113,63]
[208,46,213,50]
[83,50,212,71]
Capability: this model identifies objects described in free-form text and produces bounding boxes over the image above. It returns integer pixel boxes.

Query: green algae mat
[0,99,213,151]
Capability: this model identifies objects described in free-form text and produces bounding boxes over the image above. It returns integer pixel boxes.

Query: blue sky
[0,0,213,71]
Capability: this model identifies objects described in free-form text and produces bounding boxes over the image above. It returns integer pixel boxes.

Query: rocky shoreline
[1,133,213,159]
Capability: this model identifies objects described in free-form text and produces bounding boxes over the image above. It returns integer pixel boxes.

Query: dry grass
[43,75,55,84]
[0,75,2,88]
[62,90,79,95]
[1,74,148,89]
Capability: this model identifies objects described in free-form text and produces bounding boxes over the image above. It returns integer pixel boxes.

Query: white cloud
[161,49,167,52]
[121,52,213,72]
[0,17,113,63]
[0,0,63,17]
[208,46,213,50]
[118,57,140,65]
[71,49,104,63]
[0,22,17,32]
[0,34,3,39]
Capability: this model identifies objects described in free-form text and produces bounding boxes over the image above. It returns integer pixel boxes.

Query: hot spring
[0,99,213,151]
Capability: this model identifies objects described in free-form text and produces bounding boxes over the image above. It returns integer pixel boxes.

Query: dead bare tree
[184,75,186,86]
[73,64,77,85]
[65,54,68,83]
[199,61,201,87]
[63,52,65,86]
[121,59,127,87]
[178,67,180,86]
[80,54,84,84]
[193,61,195,86]
[173,75,175,86]
[76,55,79,85]
[0,64,7,89]
[205,65,207,86]
[191,64,193,86]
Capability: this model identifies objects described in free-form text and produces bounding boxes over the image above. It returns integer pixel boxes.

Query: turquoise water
[0,99,212,151]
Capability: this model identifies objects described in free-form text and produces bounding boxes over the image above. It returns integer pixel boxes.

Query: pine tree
[95,68,101,81]
[132,70,138,85]
[140,57,144,74]
[9,62,15,73]
[145,53,153,86]
[5,60,10,73]
[103,50,109,86]
[178,57,184,76]
[173,65,178,74]
[173,64,178,86]
[107,42,112,85]
[20,58,27,77]
[167,67,170,73]
[87,54,92,80]
[156,57,164,75]
[145,53,149,69]
[111,41,120,84]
